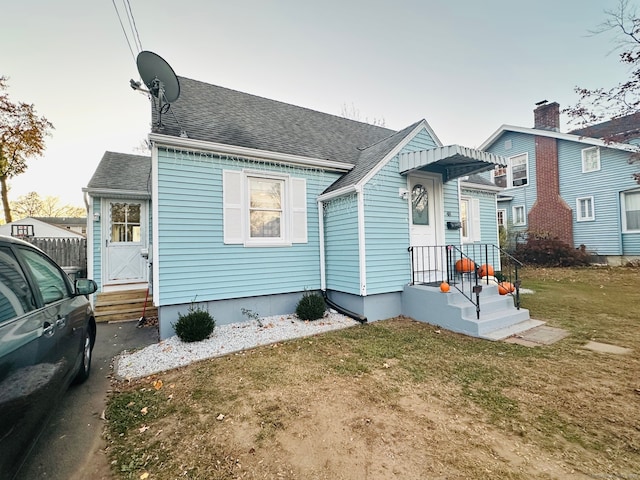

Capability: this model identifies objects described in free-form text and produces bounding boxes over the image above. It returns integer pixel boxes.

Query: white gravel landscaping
[114,312,359,380]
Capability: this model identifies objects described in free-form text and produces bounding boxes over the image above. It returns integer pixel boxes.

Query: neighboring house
[0,217,85,239]
[480,102,640,264]
[85,77,532,340]
[34,216,87,236]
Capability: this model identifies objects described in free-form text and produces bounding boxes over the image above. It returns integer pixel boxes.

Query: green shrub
[295,292,326,321]
[173,303,215,342]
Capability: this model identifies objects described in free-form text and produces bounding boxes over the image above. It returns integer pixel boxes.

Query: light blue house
[480,102,640,264]
[85,77,533,340]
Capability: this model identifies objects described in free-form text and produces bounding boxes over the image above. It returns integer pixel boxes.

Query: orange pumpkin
[498,281,515,295]
[478,264,494,278]
[455,258,475,273]
[440,282,450,293]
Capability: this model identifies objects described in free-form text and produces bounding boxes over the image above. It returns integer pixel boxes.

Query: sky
[1,0,633,208]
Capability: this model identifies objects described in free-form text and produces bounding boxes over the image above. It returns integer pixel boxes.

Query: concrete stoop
[402,283,538,340]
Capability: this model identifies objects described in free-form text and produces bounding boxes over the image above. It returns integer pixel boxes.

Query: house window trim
[576,196,595,222]
[224,169,308,247]
[492,152,529,189]
[621,189,640,233]
[512,205,526,226]
[581,146,601,173]
[497,209,506,229]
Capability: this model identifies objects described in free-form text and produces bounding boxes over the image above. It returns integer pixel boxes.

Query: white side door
[104,200,147,284]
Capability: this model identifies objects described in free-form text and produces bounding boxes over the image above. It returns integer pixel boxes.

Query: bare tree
[565,0,640,125]
[0,77,54,222]
[564,0,640,182]
[11,192,85,219]
[341,102,387,127]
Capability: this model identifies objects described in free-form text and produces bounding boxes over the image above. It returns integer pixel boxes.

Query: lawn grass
[104,266,640,479]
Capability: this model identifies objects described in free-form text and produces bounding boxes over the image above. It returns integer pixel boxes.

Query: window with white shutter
[223,169,307,246]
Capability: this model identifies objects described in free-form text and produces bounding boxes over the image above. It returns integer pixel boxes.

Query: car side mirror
[75,279,98,296]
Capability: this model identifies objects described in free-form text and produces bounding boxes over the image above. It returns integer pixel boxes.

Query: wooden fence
[25,237,87,277]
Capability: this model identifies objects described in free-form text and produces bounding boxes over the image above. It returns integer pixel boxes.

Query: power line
[111,0,137,62]
[125,0,143,53]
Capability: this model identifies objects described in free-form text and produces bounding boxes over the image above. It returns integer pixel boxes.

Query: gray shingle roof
[569,112,640,143]
[153,77,396,165]
[87,151,151,193]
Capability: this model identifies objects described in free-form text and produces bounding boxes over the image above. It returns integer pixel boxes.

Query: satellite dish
[133,51,180,128]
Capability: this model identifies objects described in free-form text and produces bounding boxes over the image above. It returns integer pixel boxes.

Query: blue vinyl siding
[622,232,640,255]
[404,128,438,151]
[444,180,461,245]
[324,195,361,294]
[484,132,537,233]
[558,142,637,255]
[155,148,341,306]
[363,156,411,295]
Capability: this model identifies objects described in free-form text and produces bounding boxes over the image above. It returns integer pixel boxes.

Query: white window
[582,147,600,173]
[510,154,529,187]
[460,197,481,243]
[622,190,640,232]
[223,170,307,246]
[497,209,506,228]
[491,153,528,188]
[576,196,595,222]
[512,205,526,226]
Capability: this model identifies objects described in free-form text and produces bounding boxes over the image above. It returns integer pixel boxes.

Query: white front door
[409,175,441,246]
[409,175,444,282]
[105,200,147,284]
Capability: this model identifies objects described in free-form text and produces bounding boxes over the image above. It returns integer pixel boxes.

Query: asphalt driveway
[15,320,158,480]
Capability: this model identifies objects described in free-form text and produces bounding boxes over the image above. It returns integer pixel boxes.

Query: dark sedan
[0,235,98,480]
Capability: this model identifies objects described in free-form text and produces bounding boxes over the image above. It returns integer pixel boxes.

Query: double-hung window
[582,147,600,173]
[223,169,307,246]
[512,205,526,226]
[576,196,595,222]
[622,190,640,232]
[492,153,528,188]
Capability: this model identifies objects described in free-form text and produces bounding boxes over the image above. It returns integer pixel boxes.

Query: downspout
[317,198,367,323]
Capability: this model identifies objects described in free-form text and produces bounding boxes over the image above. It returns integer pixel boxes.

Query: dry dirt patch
[103,267,640,480]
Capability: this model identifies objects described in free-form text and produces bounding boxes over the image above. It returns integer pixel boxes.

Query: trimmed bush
[295,292,326,321]
[173,303,215,342]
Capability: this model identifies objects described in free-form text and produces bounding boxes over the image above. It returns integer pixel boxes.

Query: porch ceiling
[399,145,507,182]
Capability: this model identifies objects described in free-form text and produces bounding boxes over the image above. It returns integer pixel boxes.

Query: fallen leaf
[140,473,149,479]
[217,413,225,421]
[141,407,149,415]
[139,425,149,433]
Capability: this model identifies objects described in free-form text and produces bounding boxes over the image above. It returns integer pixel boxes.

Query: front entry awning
[399,145,507,182]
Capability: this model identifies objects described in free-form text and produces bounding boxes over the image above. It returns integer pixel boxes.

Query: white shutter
[472,198,482,242]
[223,170,243,244]
[291,177,307,243]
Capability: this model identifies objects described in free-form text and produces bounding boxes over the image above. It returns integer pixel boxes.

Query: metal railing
[408,244,523,319]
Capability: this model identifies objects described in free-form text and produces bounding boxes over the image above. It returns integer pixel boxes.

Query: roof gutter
[149,133,354,172]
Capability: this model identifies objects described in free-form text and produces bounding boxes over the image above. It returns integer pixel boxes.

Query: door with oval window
[409,176,440,247]
[105,200,147,284]
[409,175,443,281]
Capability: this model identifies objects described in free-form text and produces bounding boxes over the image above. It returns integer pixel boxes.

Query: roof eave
[149,133,354,172]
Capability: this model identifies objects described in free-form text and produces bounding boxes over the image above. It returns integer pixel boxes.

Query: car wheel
[73,327,93,385]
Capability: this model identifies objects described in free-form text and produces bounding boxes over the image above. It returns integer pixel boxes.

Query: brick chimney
[528,102,574,245]
[533,101,560,131]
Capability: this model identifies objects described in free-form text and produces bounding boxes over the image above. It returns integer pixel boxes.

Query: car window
[0,246,37,323]
[18,247,70,305]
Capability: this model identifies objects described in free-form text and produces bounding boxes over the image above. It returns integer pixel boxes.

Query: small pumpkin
[455,258,476,273]
[498,281,515,295]
[440,282,450,293]
[478,264,494,278]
